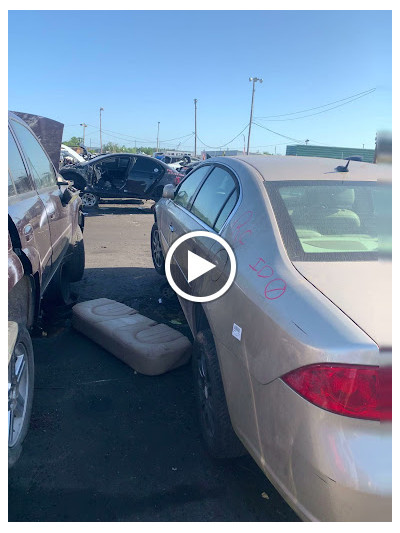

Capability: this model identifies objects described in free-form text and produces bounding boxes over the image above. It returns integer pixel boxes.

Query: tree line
[62,137,155,155]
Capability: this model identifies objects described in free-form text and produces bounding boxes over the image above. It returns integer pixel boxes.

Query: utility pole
[247,77,263,155]
[80,123,88,144]
[194,98,198,157]
[243,134,246,155]
[99,107,104,153]
[156,122,160,152]
[134,140,137,153]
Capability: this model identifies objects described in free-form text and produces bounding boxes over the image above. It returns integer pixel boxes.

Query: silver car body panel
[155,155,392,521]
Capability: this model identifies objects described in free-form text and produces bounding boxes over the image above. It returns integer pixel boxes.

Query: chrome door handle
[169,224,174,232]
[23,224,33,242]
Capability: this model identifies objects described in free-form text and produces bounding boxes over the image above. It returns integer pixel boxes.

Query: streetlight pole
[247,77,263,155]
[156,122,160,152]
[194,98,198,157]
[80,123,88,145]
[99,108,104,153]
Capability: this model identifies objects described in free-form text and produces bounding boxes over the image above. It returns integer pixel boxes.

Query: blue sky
[8,10,392,154]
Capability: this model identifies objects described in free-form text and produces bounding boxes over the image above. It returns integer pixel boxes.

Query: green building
[286,144,375,163]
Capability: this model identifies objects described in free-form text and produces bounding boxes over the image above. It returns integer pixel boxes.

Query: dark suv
[59,153,183,208]
[8,111,85,467]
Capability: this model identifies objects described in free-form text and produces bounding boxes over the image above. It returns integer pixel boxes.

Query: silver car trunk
[293,260,392,348]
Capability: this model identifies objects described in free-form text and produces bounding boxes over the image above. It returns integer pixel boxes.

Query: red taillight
[282,363,391,421]
[165,168,181,184]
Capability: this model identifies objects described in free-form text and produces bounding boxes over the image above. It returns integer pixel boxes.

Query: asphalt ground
[8,199,299,522]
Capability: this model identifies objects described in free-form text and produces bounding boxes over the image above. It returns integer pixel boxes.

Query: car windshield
[266,180,392,261]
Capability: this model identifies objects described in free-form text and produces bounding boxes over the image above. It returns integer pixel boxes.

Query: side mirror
[162,184,175,199]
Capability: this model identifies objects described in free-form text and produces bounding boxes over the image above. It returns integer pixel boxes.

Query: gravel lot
[8,199,299,522]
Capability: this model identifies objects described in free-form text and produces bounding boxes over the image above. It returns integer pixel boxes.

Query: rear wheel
[81,192,99,208]
[8,323,34,468]
[43,261,77,308]
[151,223,165,275]
[192,329,246,459]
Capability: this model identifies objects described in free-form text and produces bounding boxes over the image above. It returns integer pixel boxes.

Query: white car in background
[60,144,86,166]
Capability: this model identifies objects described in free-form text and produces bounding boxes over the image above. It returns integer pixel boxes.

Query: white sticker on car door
[232,323,242,341]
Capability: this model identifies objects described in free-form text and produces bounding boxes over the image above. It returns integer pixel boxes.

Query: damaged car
[59,153,183,208]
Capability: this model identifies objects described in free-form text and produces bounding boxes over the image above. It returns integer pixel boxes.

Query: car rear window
[266,180,392,261]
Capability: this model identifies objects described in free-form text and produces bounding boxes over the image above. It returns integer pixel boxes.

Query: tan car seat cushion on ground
[72,298,192,376]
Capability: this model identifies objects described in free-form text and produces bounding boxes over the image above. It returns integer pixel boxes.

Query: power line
[252,122,305,143]
[86,124,156,144]
[159,132,193,143]
[256,88,376,120]
[256,89,376,122]
[196,123,250,149]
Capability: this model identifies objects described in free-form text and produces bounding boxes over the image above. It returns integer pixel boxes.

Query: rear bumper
[251,378,392,521]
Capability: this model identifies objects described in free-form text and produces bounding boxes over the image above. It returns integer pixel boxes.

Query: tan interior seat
[72,298,192,376]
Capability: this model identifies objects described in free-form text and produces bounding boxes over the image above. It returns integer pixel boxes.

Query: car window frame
[172,162,241,234]
[9,118,58,191]
[265,179,385,262]
[188,163,240,231]
[8,124,37,195]
[173,163,214,210]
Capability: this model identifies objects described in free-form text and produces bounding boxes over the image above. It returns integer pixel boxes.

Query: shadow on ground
[9,267,299,522]
[85,199,155,217]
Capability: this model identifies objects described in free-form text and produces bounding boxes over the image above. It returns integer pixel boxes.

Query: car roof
[81,152,167,167]
[206,154,390,182]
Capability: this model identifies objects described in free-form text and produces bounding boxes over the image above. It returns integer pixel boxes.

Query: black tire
[64,226,85,282]
[43,261,77,308]
[151,223,165,275]
[80,191,99,209]
[192,329,246,459]
[8,323,34,468]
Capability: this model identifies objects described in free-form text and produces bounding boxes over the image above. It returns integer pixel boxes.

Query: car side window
[11,120,57,190]
[131,157,162,174]
[8,129,34,194]
[8,172,16,197]
[174,165,211,209]
[214,188,239,232]
[190,166,237,229]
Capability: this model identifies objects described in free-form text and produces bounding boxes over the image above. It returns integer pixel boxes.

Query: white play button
[187,250,216,283]
[165,230,237,303]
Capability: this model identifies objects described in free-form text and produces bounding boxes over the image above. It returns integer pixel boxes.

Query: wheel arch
[192,303,211,337]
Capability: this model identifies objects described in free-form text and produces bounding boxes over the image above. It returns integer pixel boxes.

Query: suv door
[125,156,165,196]
[10,118,73,269]
[8,128,53,288]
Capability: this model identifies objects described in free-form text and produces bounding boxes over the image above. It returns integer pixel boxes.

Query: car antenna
[335,160,350,172]
[334,155,362,173]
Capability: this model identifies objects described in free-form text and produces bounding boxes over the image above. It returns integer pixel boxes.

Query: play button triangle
[187,250,216,283]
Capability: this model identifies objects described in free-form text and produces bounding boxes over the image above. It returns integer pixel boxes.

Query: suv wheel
[192,329,246,459]
[8,323,34,468]
[81,192,99,208]
[151,223,165,275]
[64,226,85,282]
[43,261,77,308]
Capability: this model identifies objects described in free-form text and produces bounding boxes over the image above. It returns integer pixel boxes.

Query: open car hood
[293,260,392,348]
[12,111,64,171]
